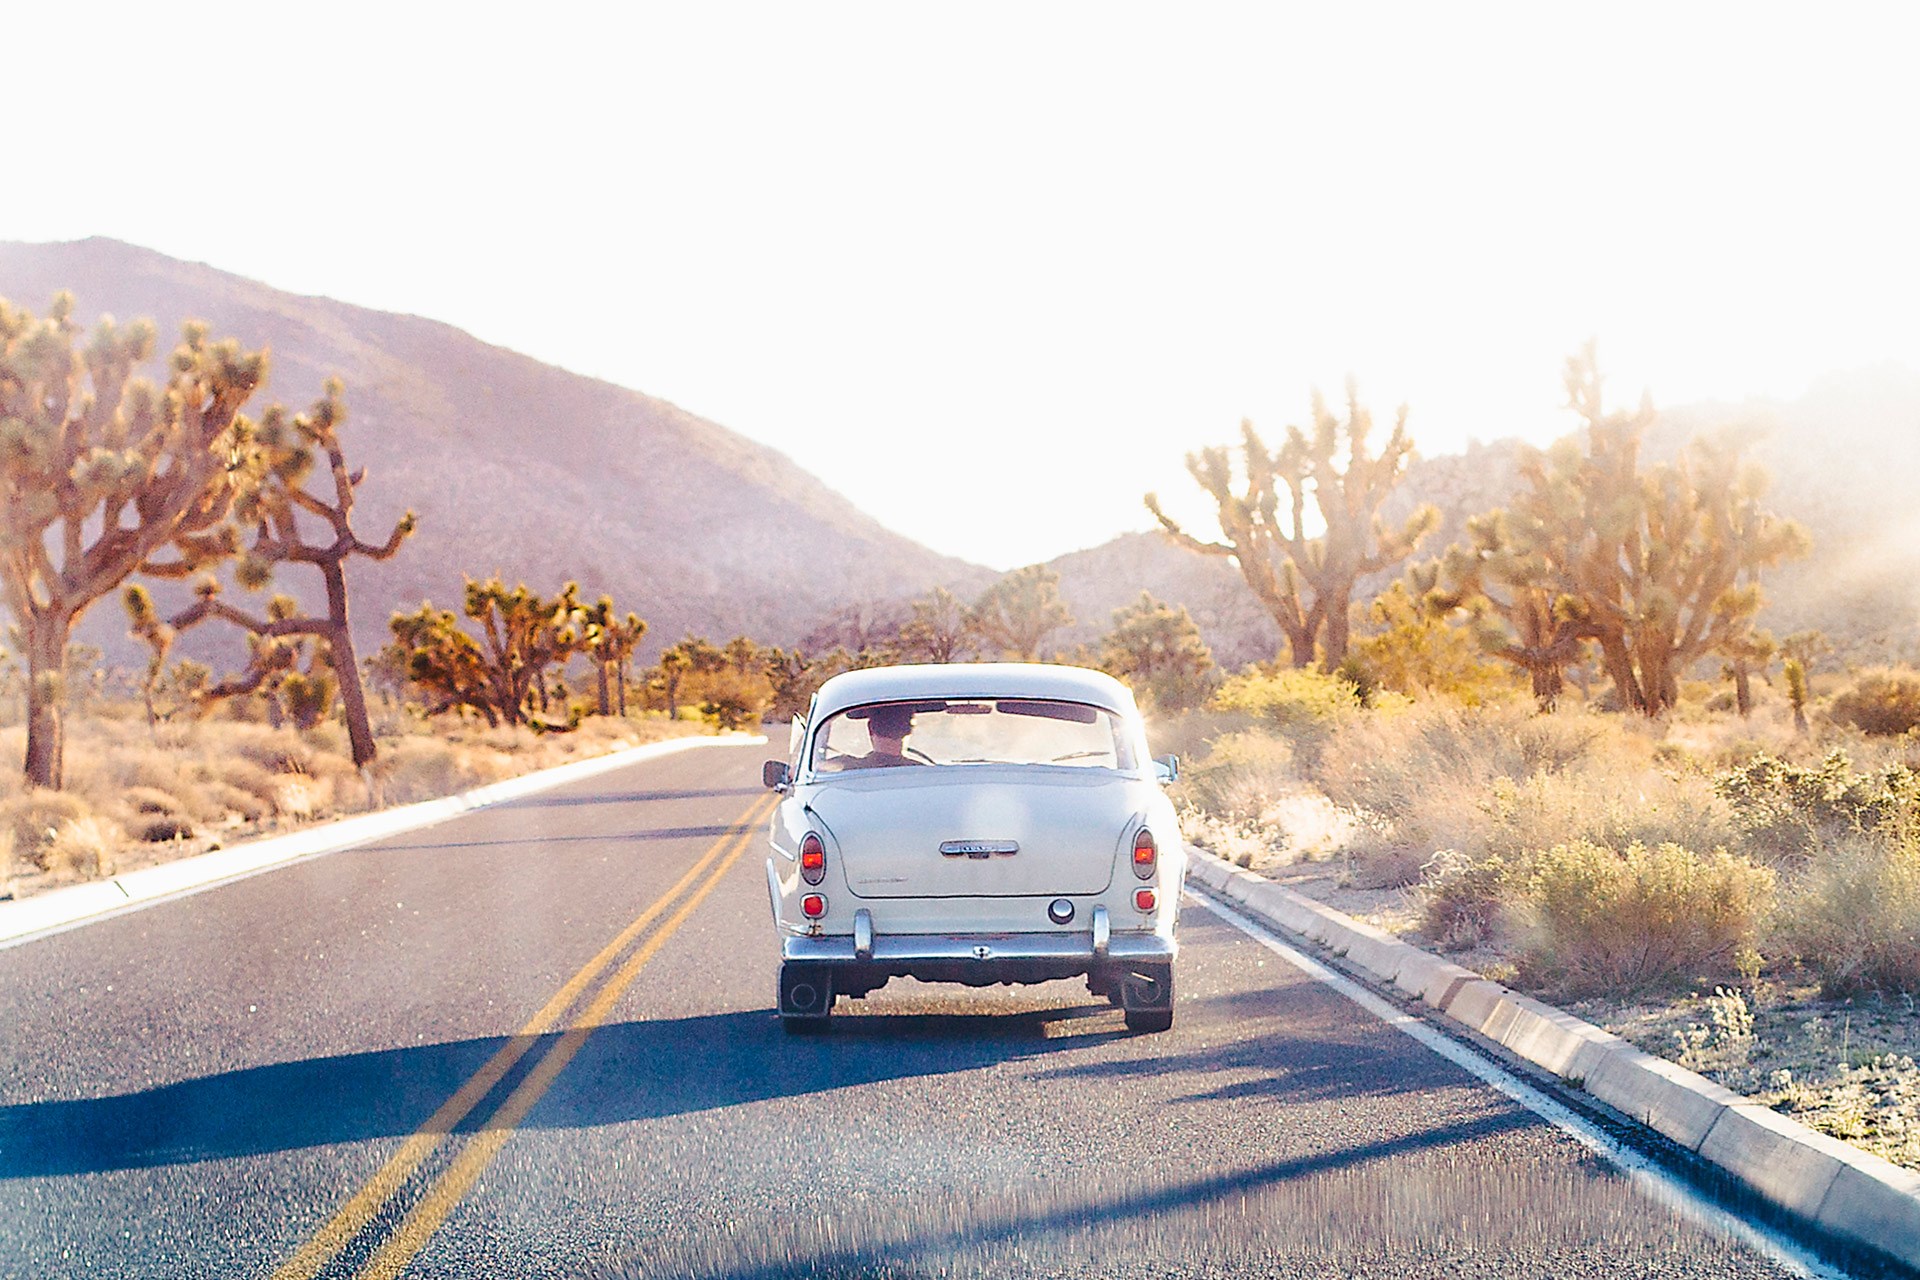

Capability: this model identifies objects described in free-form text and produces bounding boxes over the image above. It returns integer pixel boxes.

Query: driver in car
[843,705,922,769]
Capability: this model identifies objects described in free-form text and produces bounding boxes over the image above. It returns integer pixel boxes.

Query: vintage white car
[763,663,1185,1033]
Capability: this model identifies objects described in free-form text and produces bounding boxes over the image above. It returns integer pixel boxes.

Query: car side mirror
[763,760,792,790]
[1153,754,1179,784]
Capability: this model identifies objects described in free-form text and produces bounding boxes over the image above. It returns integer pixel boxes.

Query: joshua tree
[1433,511,1590,709]
[1,294,270,787]
[1720,629,1777,718]
[968,565,1074,661]
[1147,384,1437,670]
[582,595,648,716]
[1447,347,1808,717]
[389,579,586,726]
[897,587,975,663]
[1099,592,1215,712]
[124,381,413,766]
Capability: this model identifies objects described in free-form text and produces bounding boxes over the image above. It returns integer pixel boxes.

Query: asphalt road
[0,739,1826,1278]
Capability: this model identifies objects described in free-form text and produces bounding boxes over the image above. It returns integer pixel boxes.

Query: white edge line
[1188,888,1847,1280]
[0,733,769,951]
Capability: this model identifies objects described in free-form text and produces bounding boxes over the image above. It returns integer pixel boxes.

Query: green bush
[1210,667,1364,768]
[1773,834,1920,996]
[1212,667,1360,724]
[1716,751,1920,864]
[1829,668,1920,736]
[1517,840,1774,996]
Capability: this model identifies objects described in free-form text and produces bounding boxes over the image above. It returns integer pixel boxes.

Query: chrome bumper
[782,929,1175,965]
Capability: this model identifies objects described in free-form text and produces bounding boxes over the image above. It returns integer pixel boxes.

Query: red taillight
[801,893,827,919]
[1132,827,1157,880]
[799,832,826,886]
[1134,887,1158,913]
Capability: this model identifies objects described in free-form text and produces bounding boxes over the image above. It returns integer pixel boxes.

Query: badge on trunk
[939,840,1019,859]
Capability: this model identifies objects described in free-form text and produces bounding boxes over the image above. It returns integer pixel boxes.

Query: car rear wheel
[1124,1008,1174,1032]
[778,961,834,1033]
[1117,960,1173,1033]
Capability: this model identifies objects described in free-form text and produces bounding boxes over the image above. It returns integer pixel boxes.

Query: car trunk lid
[807,767,1142,899]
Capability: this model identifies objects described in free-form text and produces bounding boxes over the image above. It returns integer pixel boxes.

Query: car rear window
[810,699,1136,773]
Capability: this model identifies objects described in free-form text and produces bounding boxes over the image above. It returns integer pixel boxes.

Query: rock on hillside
[0,238,984,665]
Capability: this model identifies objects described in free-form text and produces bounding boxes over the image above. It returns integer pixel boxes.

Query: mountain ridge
[0,237,992,666]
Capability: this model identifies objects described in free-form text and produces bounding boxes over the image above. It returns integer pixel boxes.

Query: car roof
[811,663,1138,722]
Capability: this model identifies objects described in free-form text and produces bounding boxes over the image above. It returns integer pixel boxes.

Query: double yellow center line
[272,793,775,1280]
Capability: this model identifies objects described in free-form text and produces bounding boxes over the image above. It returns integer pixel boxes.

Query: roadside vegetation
[1135,348,1918,1170]
[0,293,744,900]
[8,292,1915,1168]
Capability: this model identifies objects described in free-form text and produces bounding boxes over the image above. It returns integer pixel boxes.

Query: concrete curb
[0,732,767,948]
[1185,845,1920,1272]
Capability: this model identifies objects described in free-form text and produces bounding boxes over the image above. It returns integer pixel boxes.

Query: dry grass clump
[0,792,93,870]
[1303,702,1737,886]
[1772,832,1920,997]
[0,704,712,892]
[44,814,120,879]
[1515,840,1773,997]
[374,735,516,806]
[1829,668,1920,737]
[1178,731,1297,823]
[1314,702,1622,816]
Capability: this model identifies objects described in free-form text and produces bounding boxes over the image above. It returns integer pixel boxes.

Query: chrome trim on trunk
[853,908,874,960]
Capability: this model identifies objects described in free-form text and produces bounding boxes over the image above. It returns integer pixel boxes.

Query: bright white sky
[10,3,1920,569]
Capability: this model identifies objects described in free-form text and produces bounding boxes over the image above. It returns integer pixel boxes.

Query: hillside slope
[0,239,985,663]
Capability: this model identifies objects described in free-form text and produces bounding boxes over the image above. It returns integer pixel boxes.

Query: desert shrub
[1773,833,1920,996]
[1716,751,1920,864]
[213,757,282,809]
[377,737,512,806]
[134,815,195,842]
[201,781,269,823]
[1310,704,1731,874]
[45,815,119,879]
[1418,849,1525,949]
[1517,840,1774,996]
[1314,703,1617,815]
[121,785,185,817]
[1830,668,1920,737]
[1213,667,1360,724]
[1210,668,1362,766]
[0,792,92,870]
[1180,731,1297,823]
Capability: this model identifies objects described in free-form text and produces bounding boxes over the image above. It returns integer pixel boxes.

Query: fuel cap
[1047,898,1075,925]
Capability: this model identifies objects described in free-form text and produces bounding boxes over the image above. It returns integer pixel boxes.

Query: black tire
[778,961,834,1029]
[1118,961,1173,1032]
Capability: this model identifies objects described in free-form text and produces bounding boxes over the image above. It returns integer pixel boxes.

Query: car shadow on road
[1025,985,1467,1109]
[0,1004,1119,1179]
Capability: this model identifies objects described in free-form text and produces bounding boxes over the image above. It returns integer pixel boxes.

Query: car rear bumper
[781,928,1174,987]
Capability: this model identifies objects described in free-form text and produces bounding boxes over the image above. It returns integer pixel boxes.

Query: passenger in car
[842,705,924,769]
